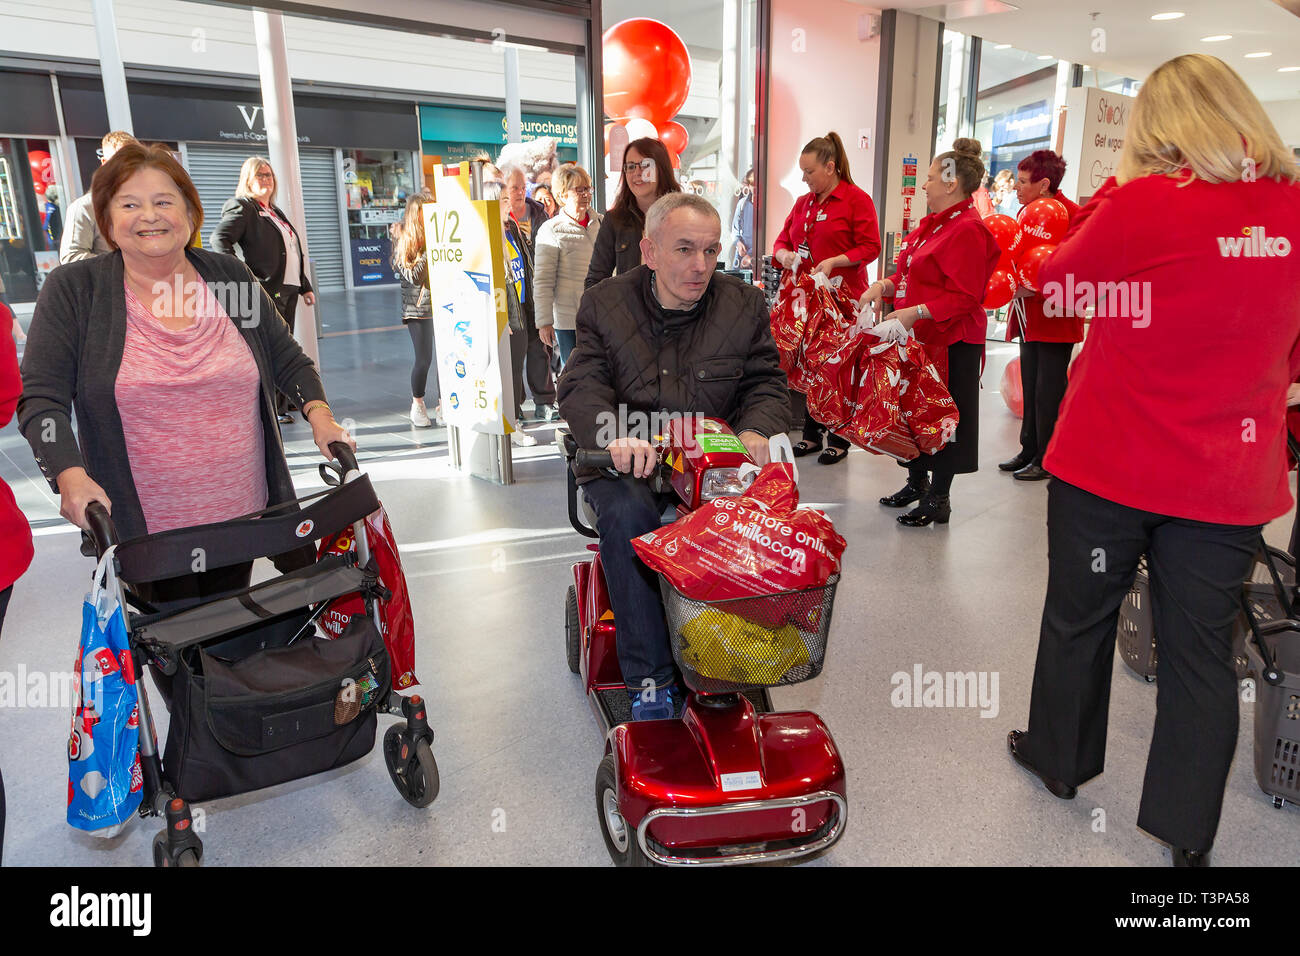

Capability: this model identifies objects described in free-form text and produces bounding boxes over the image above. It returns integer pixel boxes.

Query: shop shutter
[184,143,345,292]
[299,149,345,291]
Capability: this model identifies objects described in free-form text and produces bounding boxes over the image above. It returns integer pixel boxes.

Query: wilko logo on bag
[295,519,315,538]
[1217,226,1292,258]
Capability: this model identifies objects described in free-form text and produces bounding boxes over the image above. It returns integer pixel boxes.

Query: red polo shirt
[1008,192,1083,343]
[1,329,34,593]
[1042,173,1300,526]
[888,199,1001,349]
[774,180,881,299]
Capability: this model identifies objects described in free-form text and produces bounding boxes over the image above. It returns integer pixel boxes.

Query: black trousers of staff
[1017,340,1072,466]
[271,287,300,417]
[1018,479,1261,851]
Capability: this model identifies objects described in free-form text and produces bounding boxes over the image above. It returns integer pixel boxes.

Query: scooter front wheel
[595,754,653,867]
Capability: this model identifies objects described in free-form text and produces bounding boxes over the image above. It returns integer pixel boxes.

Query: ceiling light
[1245,52,1272,58]
[1037,55,1053,60]
[1279,66,1300,72]
[994,43,1011,49]
[1201,35,1232,42]
[1151,12,1185,20]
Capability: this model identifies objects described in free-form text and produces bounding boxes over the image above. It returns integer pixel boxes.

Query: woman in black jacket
[210,156,315,424]
[584,137,681,289]
[391,190,440,428]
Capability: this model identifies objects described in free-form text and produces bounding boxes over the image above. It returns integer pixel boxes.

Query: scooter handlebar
[574,448,615,470]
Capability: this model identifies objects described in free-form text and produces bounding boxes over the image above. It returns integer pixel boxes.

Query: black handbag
[162,611,390,803]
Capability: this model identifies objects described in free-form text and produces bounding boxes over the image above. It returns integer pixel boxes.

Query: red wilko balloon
[657,120,689,156]
[982,266,1018,310]
[984,214,1020,255]
[1016,243,1057,292]
[1018,198,1069,246]
[602,18,693,125]
[28,150,52,195]
[1001,357,1024,418]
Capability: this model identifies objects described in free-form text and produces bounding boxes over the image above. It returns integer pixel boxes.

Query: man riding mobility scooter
[561,418,847,866]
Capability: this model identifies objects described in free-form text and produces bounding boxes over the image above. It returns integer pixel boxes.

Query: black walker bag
[162,611,390,803]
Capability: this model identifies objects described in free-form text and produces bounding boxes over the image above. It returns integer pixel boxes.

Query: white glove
[853,301,877,331]
[869,317,911,344]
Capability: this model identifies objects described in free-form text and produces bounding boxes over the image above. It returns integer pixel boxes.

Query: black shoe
[897,493,951,527]
[999,452,1033,472]
[1013,463,1051,481]
[1171,847,1211,867]
[817,446,848,465]
[276,413,294,425]
[880,479,930,508]
[792,439,821,458]
[1007,730,1077,799]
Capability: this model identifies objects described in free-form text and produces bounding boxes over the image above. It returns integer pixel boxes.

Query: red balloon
[982,267,1018,310]
[1001,358,1024,418]
[1018,198,1069,246]
[1016,243,1057,292]
[670,151,680,170]
[657,120,689,156]
[603,18,693,125]
[984,214,1020,256]
[28,150,52,195]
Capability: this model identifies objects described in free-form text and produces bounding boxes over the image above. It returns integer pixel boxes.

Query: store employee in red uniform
[773,132,881,465]
[1007,53,1300,866]
[999,149,1082,481]
[858,138,1000,527]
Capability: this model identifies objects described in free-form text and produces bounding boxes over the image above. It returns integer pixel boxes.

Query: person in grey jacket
[59,130,139,264]
[533,164,601,370]
[19,144,350,584]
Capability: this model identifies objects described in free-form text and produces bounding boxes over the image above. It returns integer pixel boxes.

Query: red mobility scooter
[561,419,847,866]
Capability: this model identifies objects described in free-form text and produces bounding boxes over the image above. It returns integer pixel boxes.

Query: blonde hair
[1118,54,1297,186]
[551,163,591,201]
[393,189,433,272]
[235,156,275,201]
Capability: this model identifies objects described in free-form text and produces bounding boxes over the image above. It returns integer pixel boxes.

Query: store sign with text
[350,237,396,285]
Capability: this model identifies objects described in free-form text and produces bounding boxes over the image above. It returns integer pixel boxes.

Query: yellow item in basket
[678,608,812,685]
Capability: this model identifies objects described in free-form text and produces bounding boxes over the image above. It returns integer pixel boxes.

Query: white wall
[1263,99,1300,154]
[0,0,578,106]
[764,0,882,255]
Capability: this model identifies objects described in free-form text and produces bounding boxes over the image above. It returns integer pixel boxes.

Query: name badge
[816,212,828,222]
[797,242,812,260]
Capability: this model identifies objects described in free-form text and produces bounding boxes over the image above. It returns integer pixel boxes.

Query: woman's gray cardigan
[18,247,328,548]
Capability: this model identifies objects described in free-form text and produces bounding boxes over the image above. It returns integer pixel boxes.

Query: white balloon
[624,118,659,142]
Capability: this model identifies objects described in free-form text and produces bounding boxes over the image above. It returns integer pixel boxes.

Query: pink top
[116,279,268,534]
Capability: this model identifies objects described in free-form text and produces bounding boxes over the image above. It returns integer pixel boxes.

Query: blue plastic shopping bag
[67,547,143,833]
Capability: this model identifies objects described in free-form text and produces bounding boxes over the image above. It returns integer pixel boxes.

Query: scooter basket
[659,574,838,694]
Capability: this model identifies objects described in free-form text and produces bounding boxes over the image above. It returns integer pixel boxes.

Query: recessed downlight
[1151,12,1185,20]
[1201,35,1232,42]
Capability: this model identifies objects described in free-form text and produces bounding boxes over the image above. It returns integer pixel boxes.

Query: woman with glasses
[584,137,681,289]
[211,157,314,425]
[534,164,602,370]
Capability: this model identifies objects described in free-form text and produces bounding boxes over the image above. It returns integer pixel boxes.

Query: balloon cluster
[602,18,693,170]
[981,198,1070,309]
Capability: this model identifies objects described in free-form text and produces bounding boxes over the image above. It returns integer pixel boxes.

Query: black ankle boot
[898,493,951,526]
[880,478,930,508]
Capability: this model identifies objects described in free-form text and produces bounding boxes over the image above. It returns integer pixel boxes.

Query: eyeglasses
[568,187,592,196]
[623,160,654,175]
[255,172,275,181]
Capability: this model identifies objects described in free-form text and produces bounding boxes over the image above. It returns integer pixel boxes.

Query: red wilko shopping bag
[318,507,418,689]
[770,269,856,391]
[899,341,960,455]
[632,462,845,623]
[842,339,920,461]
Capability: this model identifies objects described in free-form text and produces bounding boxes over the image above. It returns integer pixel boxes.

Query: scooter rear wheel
[595,754,653,867]
[565,585,581,675]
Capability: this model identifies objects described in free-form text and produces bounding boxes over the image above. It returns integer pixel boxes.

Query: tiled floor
[2,288,1296,866]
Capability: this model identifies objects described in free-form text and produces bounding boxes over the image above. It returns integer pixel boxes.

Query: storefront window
[935,31,974,154]
[975,45,1061,179]
[0,137,66,302]
[344,148,414,286]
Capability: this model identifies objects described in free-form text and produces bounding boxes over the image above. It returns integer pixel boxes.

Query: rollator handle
[329,441,360,476]
[82,500,118,559]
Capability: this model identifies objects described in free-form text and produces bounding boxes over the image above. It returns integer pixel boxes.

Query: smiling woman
[17,142,355,609]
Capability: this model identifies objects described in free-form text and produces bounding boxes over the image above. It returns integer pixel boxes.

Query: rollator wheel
[1273,796,1287,810]
[565,585,581,675]
[595,755,653,867]
[152,831,201,868]
[384,722,440,808]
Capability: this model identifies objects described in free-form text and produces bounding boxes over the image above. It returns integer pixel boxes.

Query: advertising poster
[425,162,513,436]
[1059,87,1134,205]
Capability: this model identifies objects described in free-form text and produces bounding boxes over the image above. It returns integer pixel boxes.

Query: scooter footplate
[595,687,771,729]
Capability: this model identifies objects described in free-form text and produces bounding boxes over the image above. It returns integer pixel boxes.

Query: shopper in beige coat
[533,164,602,369]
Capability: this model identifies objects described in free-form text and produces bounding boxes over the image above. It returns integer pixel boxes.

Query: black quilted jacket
[558,265,790,478]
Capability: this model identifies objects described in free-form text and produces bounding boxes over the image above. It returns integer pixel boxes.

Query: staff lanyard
[900,200,971,275]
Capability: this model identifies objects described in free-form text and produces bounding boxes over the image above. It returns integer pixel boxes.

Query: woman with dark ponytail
[773,131,881,465]
[858,138,1000,526]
